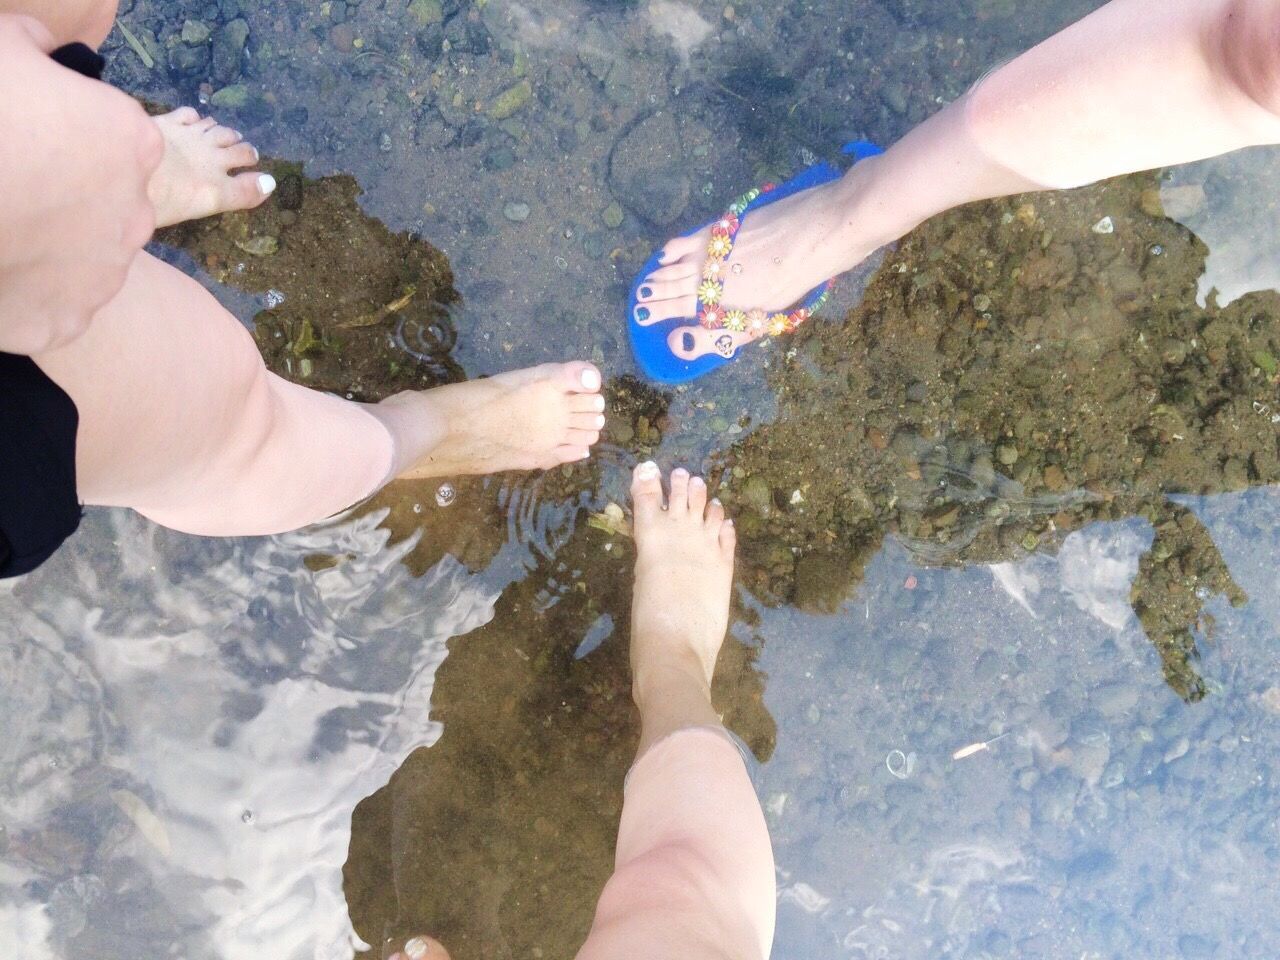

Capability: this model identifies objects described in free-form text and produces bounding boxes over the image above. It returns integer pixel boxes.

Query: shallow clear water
[4,1,1280,958]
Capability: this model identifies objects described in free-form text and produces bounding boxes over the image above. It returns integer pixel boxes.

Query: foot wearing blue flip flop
[631,143,897,376]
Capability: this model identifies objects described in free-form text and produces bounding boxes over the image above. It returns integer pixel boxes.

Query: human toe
[634,295,696,327]
[718,516,737,557]
[194,116,218,133]
[687,473,708,515]
[559,361,602,393]
[644,261,700,284]
[631,461,664,522]
[668,468,691,516]
[389,935,451,960]
[659,233,704,265]
[705,495,725,527]
[636,278,693,304]
[221,141,260,170]
[208,124,245,148]
[166,106,201,125]
[570,410,607,432]
[551,443,592,464]
[569,392,606,414]
[222,172,275,211]
[668,325,748,361]
[565,427,601,449]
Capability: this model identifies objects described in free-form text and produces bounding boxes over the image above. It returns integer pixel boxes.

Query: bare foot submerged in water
[629,461,735,698]
[148,106,275,228]
[374,361,607,480]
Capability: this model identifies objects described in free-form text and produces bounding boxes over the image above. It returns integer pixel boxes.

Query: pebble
[1163,737,1190,764]
[973,293,992,312]
[210,83,250,109]
[488,80,533,120]
[181,20,212,44]
[601,203,624,230]
[996,442,1019,466]
[503,201,531,223]
[1091,216,1115,234]
[408,0,444,26]
[213,19,251,85]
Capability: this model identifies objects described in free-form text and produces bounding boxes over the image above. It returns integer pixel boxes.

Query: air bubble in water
[241,809,254,824]
[435,483,457,508]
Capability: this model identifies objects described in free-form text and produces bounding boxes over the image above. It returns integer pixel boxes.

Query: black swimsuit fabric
[0,44,104,578]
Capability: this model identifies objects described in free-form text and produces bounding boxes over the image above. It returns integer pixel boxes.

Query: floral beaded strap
[695,183,834,356]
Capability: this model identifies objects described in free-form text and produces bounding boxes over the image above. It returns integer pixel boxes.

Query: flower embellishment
[699,305,726,329]
[707,233,733,259]
[702,259,725,282]
[768,313,792,337]
[722,309,748,333]
[745,309,769,336]
[697,279,724,305]
[713,214,740,236]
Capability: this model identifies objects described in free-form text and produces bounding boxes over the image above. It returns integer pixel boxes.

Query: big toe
[558,361,602,394]
[223,171,276,212]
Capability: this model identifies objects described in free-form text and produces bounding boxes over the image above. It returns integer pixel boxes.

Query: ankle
[632,648,713,711]
[830,152,929,255]
[366,392,448,478]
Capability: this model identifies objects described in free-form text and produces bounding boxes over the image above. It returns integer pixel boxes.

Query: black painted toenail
[640,286,653,298]
[682,332,695,351]
[636,307,650,321]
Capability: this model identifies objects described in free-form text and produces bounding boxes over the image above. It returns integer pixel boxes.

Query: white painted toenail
[636,461,659,479]
[404,938,429,959]
[712,498,722,506]
[580,368,601,390]
[691,476,705,487]
[250,146,260,163]
[579,449,591,460]
[258,173,276,196]
[593,395,606,412]
[596,415,606,428]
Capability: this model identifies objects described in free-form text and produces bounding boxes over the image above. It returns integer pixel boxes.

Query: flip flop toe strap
[694,183,834,347]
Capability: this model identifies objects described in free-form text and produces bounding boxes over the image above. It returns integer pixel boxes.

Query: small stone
[330,23,356,51]
[1260,686,1280,714]
[234,235,278,256]
[503,201,531,222]
[488,80,533,120]
[996,443,1019,466]
[972,293,992,312]
[1160,184,1206,220]
[601,202,624,229]
[408,0,444,26]
[213,19,251,84]
[1139,188,1164,218]
[1042,464,1066,491]
[742,476,772,516]
[1163,737,1190,764]
[905,381,927,403]
[1091,216,1114,234]
[181,20,212,44]
[880,80,908,116]
[210,83,250,109]
[1222,456,1249,490]
[581,231,605,260]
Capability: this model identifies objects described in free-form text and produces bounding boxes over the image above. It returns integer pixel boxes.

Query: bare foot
[374,362,606,480]
[628,462,736,695]
[633,156,902,362]
[388,935,451,960]
[148,107,275,228]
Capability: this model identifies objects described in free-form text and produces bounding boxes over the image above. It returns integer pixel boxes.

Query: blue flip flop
[627,140,883,385]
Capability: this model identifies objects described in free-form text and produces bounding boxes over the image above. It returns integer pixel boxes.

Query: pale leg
[35,252,396,536]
